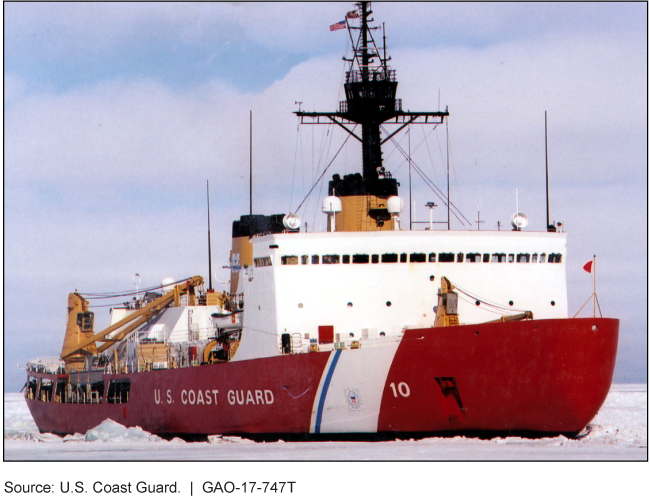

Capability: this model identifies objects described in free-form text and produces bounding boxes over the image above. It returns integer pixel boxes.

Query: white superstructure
[234,229,567,361]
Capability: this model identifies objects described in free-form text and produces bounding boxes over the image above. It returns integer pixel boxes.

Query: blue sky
[4,2,647,391]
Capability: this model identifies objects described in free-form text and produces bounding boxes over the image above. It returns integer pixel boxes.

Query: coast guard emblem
[346,388,363,411]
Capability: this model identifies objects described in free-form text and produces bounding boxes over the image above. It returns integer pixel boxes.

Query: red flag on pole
[583,260,593,273]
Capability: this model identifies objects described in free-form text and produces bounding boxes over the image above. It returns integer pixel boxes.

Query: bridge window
[342,255,350,264]
[466,253,481,262]
[439,253,455,263]
[254,256,272,267]
[312,255,320,264]
[491,253,506,263]
[353,254,369,264]
[517,253,530,263]
[483,253,490,263]
[400,253,407,263]
[281,255,299,265]
[410,253,426,263]
[372,254,379,263]
[532,253,538,263]
[508,254,515,263]
[382,253,398,263]
[457,253,464,263]
[429,253,437,262]
[548,253,563,263]
[322,255,340,264]
[539,253,546,263]
[301,255,309,264]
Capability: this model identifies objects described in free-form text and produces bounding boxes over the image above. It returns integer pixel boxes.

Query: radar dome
[162,277,175,293]
[322,196,342,214]
[387,196,404,214]
[511,213,529,229]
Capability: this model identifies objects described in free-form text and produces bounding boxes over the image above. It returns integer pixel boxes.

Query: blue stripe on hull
[314,349,342,433]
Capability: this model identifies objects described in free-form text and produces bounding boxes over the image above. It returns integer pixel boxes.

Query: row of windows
[266,252,563,267]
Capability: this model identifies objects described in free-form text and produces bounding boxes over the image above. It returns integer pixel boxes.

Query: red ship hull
[26,318,618,437]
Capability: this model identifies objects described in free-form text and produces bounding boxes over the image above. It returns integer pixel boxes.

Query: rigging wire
[385,131,471,226]
[446,121,467,225]
[450,280,527,315]
[79,277,196,299]
[421,124,441,186]
[389,124,437,173]
[295,130,355,213]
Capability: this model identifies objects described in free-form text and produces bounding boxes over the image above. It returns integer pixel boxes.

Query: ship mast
[296,1,449,231]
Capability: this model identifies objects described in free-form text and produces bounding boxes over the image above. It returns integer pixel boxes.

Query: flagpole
[593,254,597,318]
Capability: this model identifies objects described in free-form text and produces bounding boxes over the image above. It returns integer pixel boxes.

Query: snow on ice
[3,384,646,460]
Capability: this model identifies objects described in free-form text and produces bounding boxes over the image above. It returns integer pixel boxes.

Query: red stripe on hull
[27,353,331,436]
[378,318,619,434]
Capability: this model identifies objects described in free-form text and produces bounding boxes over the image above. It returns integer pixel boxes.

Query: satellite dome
[162,277,175,293]
[387,196,404,214]
[511,212,529,229]
[322,196,342,214]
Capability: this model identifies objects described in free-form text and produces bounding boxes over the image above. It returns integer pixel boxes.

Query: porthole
[475,331,479,335]
[349,332,354,337]
[347,302,353,308]
[379,331,386,337]
[298,303,304,309]
[509,301,514,306]
[386,301,392,307]
[429,275,435,281]
[475,300,480,306]
[592,325,598,331]
[551,301,555,306]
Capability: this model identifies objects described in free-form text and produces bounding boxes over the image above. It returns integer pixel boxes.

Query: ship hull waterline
[26,317,619,438]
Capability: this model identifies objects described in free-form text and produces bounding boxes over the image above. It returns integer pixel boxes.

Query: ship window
[548,253,563,263]
[409,253,426,263]
[439,252,455,263]
[281,255,299,265]
[382,253,398,263]
[532,253,538,263]
[491,253,506,263]
[508,254,515,263]
[76,311,94,332]
[322,254,340,264]
[429,253,437,262]
[466,253,481,262]
[342,255,350,264]
[312,255,320,264]
[372,254,379,264]
[517,253,530,263]
[539,253,546,263]
[301,255,309,265]
[107,379,131,404]
[483,253,490,263]
[400,253,407,263]
[457,253,464,263]
[254,256,272,267]
[353,254,370,264]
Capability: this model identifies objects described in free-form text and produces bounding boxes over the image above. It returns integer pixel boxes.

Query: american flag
[330,20,346,31]
[346,10,360,19]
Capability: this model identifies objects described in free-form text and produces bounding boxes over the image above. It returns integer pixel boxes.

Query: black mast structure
[296,1,449,203]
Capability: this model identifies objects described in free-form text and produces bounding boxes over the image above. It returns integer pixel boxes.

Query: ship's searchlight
[322,196,342,232]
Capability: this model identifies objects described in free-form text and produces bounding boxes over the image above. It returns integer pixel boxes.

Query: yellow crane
[61,276,204,370]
